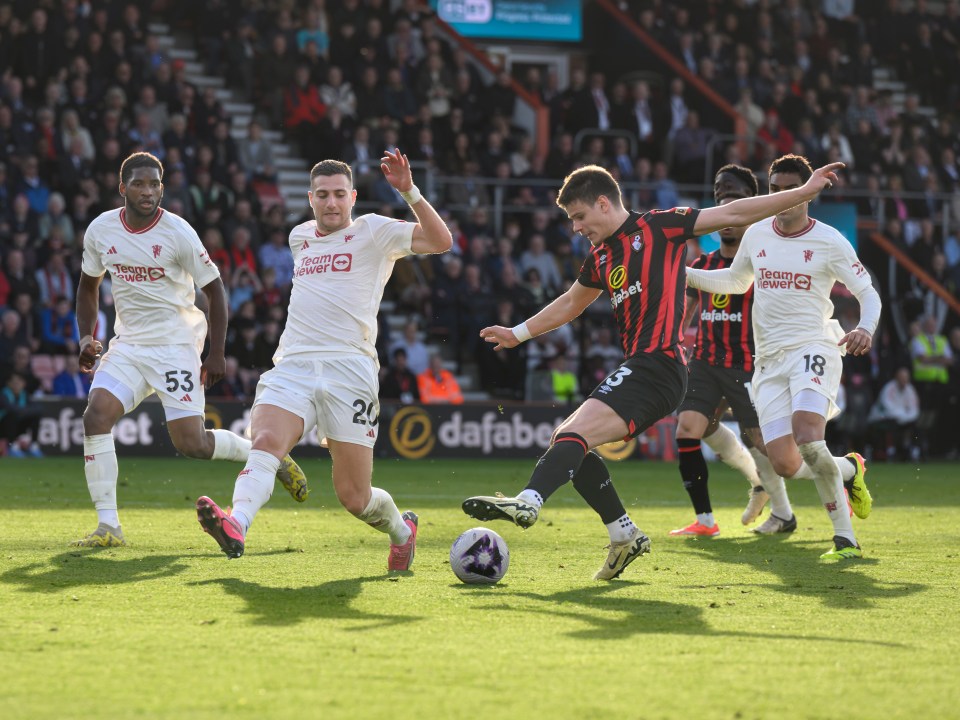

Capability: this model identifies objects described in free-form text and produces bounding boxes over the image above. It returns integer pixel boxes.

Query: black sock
[678,438,712,514]
[526,432,588,502]
[572,451,627,523]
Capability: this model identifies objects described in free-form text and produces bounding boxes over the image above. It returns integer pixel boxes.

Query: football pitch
[2,457,959,720]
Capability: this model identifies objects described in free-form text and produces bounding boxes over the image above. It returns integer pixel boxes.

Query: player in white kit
[686,155,880,561]
[195,151,452,569]
[73,152,307,548]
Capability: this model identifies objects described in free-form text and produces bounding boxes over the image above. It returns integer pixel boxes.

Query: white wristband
[511,321,533,343]
[399,185,422,205]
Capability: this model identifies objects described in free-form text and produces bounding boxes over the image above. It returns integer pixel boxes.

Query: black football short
[678,358,759,428]
[589,352,688,440]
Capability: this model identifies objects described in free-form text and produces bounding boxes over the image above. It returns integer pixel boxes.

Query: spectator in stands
[586,326,623,374]
[0,345,40,395]
[52,363,92,398]
[258,229,294,289]
[381,347,420,405]
[11,292,40,352]
[672,110,712,184]
[519,233,562,296]
[0,372,44,458]
[35,252,73,307]
[236,121,275,182]
[207,356,248,400]
[418,353,463,405]
[868,366,921,462]
[39,296,79,355]
[320,65,357,120]
[391,320,430,376]
[0,309,23,359]
[16,155,50,214]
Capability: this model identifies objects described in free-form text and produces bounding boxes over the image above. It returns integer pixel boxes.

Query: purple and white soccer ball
[450,527,510,585]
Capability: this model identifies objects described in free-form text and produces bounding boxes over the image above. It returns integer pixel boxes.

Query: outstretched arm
[693,162,844,236]
[200,277,228,388]
[686,244,755,295]
[381,149,453,255]
[76,272,104,372]
[480,281,602,351]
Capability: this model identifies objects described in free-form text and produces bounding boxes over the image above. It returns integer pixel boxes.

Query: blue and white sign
[434,0,582,42]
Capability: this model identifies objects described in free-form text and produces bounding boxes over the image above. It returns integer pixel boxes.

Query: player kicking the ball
[463,161,846,580]
[686,154,877,561]
[74,152,307,548]
[195,152,452,569]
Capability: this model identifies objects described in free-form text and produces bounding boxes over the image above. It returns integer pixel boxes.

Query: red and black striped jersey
[687,251,755,371]
[578,208,700,362]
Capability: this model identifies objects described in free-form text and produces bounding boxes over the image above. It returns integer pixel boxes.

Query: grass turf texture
[1,457,959,720]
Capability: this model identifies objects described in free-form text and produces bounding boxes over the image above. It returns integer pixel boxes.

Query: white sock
[360,487,411,544]
[703,423,761,486]
[230,450,279,533]
[605,513,636,543]
[836,456,856,482]
[696,512,715,528]
[799,440,856,545]
[211,429,252,462]
[750,447,793,518]
[84,434,120,528]
[789,460,816,480]
[517,489,544,509]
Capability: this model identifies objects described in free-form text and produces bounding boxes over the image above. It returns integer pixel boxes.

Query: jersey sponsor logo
[107,246,118,255]
[608,265,627,289]
[113,264,166,282]
[700,309,743,323]
[294,252,353,276]
[756,267,812,290]
[152,244,163,258]
[711,293,730,309]
[756,249,766,258]
[610,279,642,309]
[804,249,814,262]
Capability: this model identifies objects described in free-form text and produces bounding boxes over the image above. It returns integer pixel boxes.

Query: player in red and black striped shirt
[672,165,796,539]
[462,163,843,580]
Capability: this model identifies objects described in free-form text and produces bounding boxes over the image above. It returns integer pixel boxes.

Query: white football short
[753,341,843,442]
[91,341,205,421]
[253,354,380,448]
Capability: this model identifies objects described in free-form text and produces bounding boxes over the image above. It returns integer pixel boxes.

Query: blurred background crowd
[0,0,958,460]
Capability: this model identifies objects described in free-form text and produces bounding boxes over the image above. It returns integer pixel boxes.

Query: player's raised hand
[839,327,873,356]
[78,337,102,373]
[201,352,226,389]
[805,162,845,196]
[480,325,520,352]
[380,148,413,192]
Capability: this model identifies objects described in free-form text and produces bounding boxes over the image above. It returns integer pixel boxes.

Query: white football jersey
[686,218,875,357]
[82,208,220,347]
[275,213,415,361]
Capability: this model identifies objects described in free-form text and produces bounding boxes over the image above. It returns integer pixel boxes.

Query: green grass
[2,457,959,720]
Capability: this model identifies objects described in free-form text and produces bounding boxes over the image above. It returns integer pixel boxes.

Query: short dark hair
[310,159,353,187]
[714,164,759,201]
[120,152,163,184]
[768,154,813,184]
[557,165,622,209]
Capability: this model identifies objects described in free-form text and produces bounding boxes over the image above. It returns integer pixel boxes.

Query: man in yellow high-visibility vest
[910,315,953,456]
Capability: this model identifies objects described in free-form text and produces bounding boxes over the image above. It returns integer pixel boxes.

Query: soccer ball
[450,527,510,585]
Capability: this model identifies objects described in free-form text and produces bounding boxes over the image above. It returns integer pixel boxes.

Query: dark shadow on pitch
[486,582,904,647]
[191,575,422,629]
[671,535,927,610]
[0,550,189,593]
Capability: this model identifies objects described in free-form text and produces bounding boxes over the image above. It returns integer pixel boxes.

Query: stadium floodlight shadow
[0,551,190,594]
[672,536,927,611]
[484,584,905,647]
[190,576,422,629]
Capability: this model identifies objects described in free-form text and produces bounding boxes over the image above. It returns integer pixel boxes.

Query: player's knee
[675,415,703,440]
[251,428,288,457]
[769,455,797,477]
[337,486,368,517]
[82,405,114,436]
[172,433,210,459]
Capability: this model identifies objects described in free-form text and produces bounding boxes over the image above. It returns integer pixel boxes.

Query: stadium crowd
[0,0,958,459]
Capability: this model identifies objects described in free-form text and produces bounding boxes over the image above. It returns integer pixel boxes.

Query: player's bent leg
[843,451,872,519]
[674,410,718,535]
[250,403,310,502]
[327,438,416,570]
[196,496,245,559]
[594,527,651,580]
